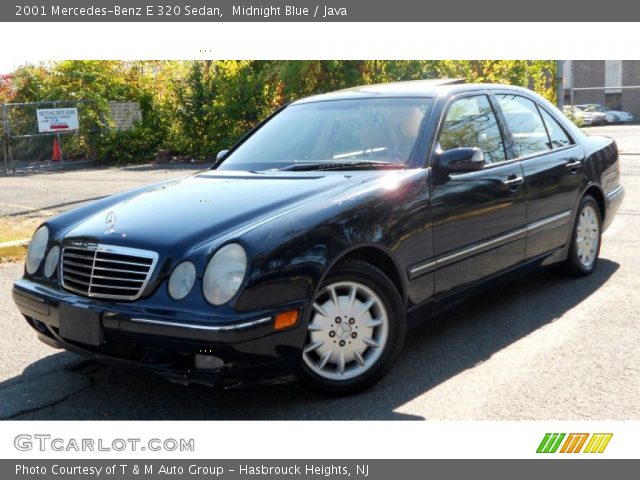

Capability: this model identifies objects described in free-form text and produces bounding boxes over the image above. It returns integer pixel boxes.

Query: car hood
[63,170,375,252]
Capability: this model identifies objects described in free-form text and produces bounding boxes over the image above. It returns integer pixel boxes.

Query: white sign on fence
[36,108,80,133]
[108,102,142,131]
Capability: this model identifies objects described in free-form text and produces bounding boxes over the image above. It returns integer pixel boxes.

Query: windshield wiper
[278,161,407,172]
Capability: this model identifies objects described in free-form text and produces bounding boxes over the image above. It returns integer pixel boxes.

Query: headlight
[202,243,247,305]
[43,245,60,278]
[168,261,196,300]
[25,226,49,275]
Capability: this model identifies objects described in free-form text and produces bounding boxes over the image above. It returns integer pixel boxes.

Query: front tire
[298,260,405,395]
[562,195,602,276]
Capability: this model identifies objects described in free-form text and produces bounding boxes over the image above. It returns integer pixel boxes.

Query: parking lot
[1,125,639,420]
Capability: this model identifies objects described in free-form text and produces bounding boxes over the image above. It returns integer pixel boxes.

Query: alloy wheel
[302,281,389,381]
[576,204,600,269]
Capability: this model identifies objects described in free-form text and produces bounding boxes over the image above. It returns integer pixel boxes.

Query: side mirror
[216,150,229,162]
[435,147,485,173]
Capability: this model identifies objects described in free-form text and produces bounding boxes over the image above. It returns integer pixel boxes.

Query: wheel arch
[318,245,407,306]
[582,184,606,222]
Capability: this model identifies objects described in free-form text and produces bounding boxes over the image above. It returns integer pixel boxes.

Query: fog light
[30,318,48,333]
[274,310,299,331]
[194,354,224,371]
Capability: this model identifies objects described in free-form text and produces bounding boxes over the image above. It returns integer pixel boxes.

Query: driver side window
[439,95,507,164]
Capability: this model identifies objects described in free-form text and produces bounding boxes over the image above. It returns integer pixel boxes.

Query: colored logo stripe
[537,433,613,453]
[583,433,613,453]
[536,433,566,453]
[560,433,589,453]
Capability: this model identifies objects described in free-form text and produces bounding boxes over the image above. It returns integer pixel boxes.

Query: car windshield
[217,98,433,171]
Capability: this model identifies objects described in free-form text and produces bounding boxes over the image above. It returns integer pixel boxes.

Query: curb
[0,239,29,248]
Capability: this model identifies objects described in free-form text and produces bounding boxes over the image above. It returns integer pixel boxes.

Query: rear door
[495,93,583,258]
[427,93,527,297]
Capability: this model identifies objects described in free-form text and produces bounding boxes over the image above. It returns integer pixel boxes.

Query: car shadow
[1,259,619,420]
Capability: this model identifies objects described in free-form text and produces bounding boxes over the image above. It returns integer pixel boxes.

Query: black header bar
[3,0,640,22]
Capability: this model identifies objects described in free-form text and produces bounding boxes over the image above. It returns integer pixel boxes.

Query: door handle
[503,175,524,188]
[566,159,582,169]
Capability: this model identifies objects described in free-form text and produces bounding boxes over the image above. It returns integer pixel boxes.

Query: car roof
[291,79,537,105]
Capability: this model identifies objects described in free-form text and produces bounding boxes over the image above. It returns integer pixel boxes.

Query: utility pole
[570,61,575,107]
[556,60,564,109]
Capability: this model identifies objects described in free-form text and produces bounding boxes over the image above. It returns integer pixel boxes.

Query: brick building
[564,60,640,120]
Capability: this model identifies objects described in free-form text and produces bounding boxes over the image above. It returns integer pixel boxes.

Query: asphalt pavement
[584,124,640,154]
[0,127,639,420]
[0,163,203,219]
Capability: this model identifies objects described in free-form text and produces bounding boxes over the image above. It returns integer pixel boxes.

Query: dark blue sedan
[13,80,624,394]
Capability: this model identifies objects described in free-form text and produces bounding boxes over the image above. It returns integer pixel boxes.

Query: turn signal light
[274,310,299,330]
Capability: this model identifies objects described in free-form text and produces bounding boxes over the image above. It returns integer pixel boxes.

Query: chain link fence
[1,100,105,174]
[1,105,10,174]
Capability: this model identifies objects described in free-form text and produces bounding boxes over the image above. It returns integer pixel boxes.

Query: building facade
[564,60,640,119]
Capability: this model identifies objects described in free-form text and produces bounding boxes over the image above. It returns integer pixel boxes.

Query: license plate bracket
[58,304,104,346]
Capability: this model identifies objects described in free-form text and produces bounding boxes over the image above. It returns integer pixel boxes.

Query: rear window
[496,94,550,158]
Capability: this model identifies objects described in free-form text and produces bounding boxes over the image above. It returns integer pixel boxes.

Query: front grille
[61,243,158,300]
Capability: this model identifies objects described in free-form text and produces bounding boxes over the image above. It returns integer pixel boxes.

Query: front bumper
[12,279,309,387]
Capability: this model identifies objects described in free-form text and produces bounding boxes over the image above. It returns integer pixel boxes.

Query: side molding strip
[408,210,572,279]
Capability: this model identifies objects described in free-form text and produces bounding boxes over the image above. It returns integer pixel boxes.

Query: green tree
[2,60,559,163]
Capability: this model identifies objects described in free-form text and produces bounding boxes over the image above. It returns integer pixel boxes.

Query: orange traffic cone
[52,137,61,162]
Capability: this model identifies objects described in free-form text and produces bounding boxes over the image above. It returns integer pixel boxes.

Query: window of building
[605,60,622,93]
[563,60,572,89]
[605,92,622,110]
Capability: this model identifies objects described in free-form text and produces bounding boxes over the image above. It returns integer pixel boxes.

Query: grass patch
[0,217,43,244]
[0,244,28,263]
[0,216,44,263]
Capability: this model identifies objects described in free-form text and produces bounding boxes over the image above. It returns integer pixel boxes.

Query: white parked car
[579,104,634,124]
[564,105,607,126]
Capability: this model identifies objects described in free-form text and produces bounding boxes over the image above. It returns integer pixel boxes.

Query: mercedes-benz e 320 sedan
[13,81,624,394]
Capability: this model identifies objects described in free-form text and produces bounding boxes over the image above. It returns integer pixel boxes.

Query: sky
[0,58,42,75]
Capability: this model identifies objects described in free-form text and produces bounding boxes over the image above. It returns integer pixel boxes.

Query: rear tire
[561,195,602,276]
[298,260,405,396]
